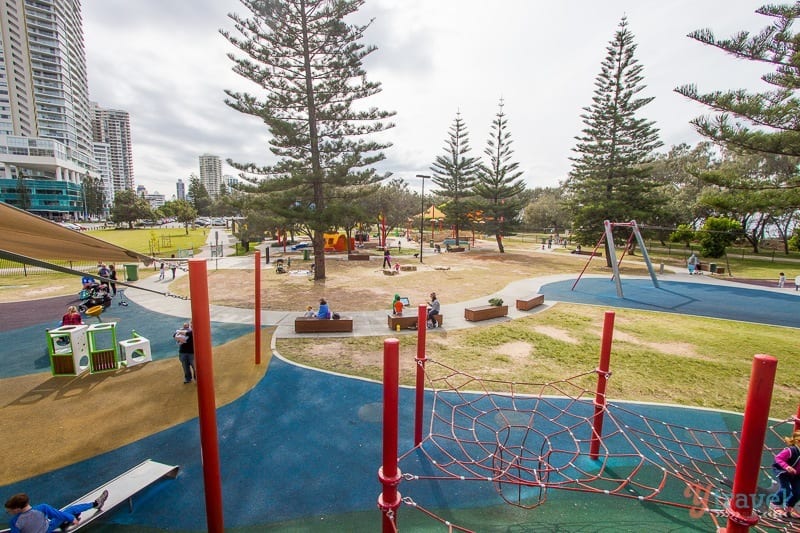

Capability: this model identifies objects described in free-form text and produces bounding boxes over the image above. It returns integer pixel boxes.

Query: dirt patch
[613,330,701,359]
[167,245,651,312]
[534,326,580,344]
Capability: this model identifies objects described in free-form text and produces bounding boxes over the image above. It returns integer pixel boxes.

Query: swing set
[572,220,659,298]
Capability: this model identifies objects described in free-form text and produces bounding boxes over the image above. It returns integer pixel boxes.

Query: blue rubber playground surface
[1,277,798,531]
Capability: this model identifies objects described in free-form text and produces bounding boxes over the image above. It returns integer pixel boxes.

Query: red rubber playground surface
[2,278,799,532]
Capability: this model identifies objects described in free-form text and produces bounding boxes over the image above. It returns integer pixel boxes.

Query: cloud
[82,0,776,195]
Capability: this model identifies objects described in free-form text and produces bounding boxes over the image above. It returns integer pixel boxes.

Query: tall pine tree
[566,17,663,255]
[431,112,479,245]
[222,0,394,279]
[676,3,800,163]
[474,99,527,253]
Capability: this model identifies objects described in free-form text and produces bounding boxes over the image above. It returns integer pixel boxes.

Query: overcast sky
[82,1,771,198]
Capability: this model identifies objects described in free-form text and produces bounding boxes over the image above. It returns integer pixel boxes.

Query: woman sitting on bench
[317,298,331,319]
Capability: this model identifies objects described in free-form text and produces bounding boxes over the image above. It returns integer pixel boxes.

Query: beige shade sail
[0,202,153,264]
[420,205,446,220]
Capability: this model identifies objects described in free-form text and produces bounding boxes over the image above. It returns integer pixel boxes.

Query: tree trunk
[495,234,505,253]
[312,230,326,280]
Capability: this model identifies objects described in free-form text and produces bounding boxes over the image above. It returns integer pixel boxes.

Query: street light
[416,174,430,263]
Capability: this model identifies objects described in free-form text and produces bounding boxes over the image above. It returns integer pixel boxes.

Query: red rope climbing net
[396,359,798,532]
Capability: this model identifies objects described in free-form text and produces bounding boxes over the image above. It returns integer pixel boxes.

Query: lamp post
[416,174,430,263]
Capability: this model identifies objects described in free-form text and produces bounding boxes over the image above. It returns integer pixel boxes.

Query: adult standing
[108,264,118,296]
[382,248,392,269]
[170,254,177,280]
[174,322,196,384]
[687,253,699,275]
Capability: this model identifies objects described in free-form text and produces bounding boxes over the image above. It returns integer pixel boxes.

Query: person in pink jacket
[770,430,800,518]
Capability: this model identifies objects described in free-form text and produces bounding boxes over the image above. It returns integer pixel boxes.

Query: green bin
[124,263,139,281]
[709,263,717,273]
[303,249,310,261]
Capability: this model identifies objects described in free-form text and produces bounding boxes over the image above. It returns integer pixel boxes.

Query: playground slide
[0,459,179,532]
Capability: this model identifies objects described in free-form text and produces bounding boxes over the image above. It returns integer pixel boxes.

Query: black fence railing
[0,258,98,277]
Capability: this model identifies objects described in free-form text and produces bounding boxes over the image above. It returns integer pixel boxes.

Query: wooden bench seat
[294,317,353,333]
[348,253,370,261]
[464,305,508,321]
[516,294,545,311]
[572,250,602,257]
[387,314,443,330]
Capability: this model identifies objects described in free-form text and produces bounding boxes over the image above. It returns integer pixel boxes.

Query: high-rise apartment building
[0,0,98,219]
[199,154,222,199]
[91,102,134,193]
[176,178,185,201]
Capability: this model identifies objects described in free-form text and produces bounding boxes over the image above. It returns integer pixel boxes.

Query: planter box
[464,305,508,322]
[387,314,442,330]
[516,294,545,311]
[294,317,353,333]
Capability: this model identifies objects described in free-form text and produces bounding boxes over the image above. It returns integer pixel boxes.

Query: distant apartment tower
[0,0,98,218]
[92,142,114,216]
[176,178,185,201]
[91,102,134,193]
[199,154,222,198]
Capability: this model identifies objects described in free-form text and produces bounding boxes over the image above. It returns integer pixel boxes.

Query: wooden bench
[400,265,417,271]
[572,250,602,257]
[387,314,443,330]
[516,294,545,311]
[294,317,353,333]
[348,253,370,261]
[464,305,508,321]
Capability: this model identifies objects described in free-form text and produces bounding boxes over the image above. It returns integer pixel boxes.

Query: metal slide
[1,459,179,532]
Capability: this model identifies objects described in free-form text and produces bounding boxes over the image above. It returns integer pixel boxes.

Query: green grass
[277,303,800,419]
[87,227,207,257]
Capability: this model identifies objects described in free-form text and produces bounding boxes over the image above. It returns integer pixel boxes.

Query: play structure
[378,307,793,532]
[572,220,659,297]
[323,232,355,252]
[46,322,151,375]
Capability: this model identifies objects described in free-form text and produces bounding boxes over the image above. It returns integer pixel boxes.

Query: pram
[78,282,112,313]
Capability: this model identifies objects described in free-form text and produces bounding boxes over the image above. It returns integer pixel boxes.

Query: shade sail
[420,205,446,220]
[0,202,153,264]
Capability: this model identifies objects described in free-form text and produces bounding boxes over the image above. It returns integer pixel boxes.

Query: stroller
[78,282,112,313]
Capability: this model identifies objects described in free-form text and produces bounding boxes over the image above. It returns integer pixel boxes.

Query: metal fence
[0,257,99,277]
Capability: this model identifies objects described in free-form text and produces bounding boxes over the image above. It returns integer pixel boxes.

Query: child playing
[769,430,800,518]
[303,306,316,318]
[779,272,786,288]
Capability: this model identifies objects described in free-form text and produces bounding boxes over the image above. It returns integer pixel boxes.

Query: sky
[81,0,773,198]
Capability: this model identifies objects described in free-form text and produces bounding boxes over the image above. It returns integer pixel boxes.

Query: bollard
[396,324,400,332]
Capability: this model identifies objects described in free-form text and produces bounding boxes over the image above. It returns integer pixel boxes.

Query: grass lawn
[86,226,208,257]
[277,302,800,419]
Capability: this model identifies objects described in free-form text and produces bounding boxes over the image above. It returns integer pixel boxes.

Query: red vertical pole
[188,260,224,532]
[590,311,615,460]
[378,338,401,533]
[720,354,777,533]
[414,304,428,446]
[254,251,261,365]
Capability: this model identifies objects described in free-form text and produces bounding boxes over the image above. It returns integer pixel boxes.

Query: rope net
[396,359,796,532]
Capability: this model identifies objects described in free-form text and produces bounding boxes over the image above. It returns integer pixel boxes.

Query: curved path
[2,231,799,530]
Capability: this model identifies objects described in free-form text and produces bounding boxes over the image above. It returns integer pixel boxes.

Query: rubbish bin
[303,249,310,261]
[124,263,139,281]
[710,263,717,273]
